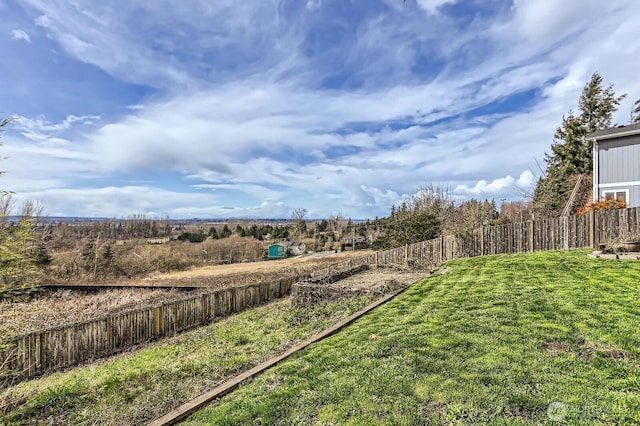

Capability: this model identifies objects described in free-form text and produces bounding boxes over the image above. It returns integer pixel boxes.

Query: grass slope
[1,295,377,425]
[185,250,640,425]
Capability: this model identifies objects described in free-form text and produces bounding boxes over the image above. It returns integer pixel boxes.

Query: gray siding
[630,187,639,208]
[597,134,640,184]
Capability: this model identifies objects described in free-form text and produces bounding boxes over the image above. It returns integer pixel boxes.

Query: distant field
[135,249,372,284]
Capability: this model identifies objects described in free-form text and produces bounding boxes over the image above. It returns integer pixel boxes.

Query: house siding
[596,134,640,208]
[597,135,640,184]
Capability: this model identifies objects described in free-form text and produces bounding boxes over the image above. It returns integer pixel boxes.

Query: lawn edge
[147,282,417,426]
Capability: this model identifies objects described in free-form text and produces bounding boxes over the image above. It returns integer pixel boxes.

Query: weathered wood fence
[2,207,639,380]
[375,207,640,265]
[1,277,296,379]
[1,256,380,380]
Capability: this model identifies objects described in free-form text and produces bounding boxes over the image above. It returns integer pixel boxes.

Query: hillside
[188,250,640,425]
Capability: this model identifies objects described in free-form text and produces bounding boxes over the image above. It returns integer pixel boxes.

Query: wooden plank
[589,211,595,248]
[147,285,414,426]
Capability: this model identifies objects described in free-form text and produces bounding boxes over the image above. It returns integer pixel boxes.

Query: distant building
[289,242,306,256]
[588,123,640,208]
[267,241,306,259]
[146,237,172,244]
[342,235,367,245]
[268,243,288,259]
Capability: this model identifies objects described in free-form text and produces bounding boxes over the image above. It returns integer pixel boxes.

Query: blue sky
[1,0,640,219]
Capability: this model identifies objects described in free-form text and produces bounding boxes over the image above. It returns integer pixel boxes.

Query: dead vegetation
[0,288,191,338]
[132,250,371,287]
[1,251,372,338]
[325,266,426,292]
[292,265,427,307]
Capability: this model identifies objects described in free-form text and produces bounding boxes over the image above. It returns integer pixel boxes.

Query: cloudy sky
[1,0,639,219]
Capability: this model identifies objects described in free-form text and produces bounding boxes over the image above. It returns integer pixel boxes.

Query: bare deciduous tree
[291,207,308,237]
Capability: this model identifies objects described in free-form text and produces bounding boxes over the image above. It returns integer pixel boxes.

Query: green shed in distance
[268,243,288,259]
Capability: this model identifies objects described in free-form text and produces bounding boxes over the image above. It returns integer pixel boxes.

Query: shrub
[577,199,627,214]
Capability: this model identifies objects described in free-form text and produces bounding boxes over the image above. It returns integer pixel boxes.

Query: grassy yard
[0,295,378,425]
[183,250,640,425]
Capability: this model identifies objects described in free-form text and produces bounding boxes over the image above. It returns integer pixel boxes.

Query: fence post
[29,332,37,376]
[529,220,535,252]
[173,303,179,330]
[36,332,43,374]
[404,245,409,264]
[589,211,595,247]
[201,294,208,323]
[154,305,163,336]
[106,315,112,352]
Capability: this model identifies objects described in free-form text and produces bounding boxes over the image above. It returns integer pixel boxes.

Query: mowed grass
[184,250,640,425]
[0,294,378,425]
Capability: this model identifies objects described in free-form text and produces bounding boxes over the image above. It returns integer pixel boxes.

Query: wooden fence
[2,207,639,380]
[1,277,296,379]
[373,207,640,266]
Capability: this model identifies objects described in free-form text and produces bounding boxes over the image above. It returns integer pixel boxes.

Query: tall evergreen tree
[208,226,219,239]
[220,225,232,238]
[533,72,626,217]
[34,244,52,267]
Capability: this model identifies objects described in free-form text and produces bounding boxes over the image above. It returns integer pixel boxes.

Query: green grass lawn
[183,250,640,425]
[0,295,378,425]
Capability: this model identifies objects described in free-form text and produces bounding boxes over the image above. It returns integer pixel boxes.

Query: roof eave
[587,128,640,141]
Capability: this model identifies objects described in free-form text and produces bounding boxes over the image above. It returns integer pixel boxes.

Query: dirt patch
[579,343,635,362]
[545,341,573,356]
[545,340,634,362]
[422,399,446,418]
[291,266,427,307]
[327,267,426,291]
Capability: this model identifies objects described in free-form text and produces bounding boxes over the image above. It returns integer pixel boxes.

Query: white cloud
[305,0,322,11]
[416,0,457,15]
[14,114,101,141]
[358,185,404,209]
[10,29,31,42]
[509,0,601,47]
[455,176,515,195]
[454,170,539,198]
[516,170,536,189]
[25,0,300,88]
[15,186,219,218]
[31,5,191,87]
